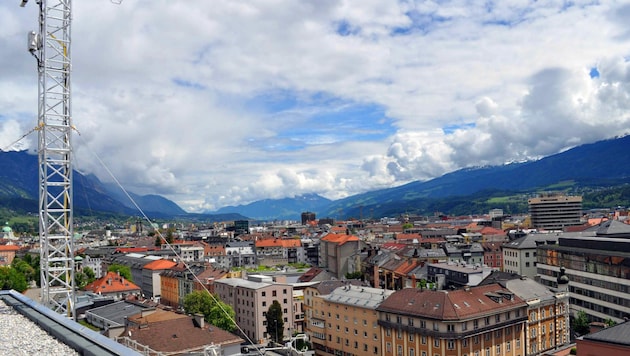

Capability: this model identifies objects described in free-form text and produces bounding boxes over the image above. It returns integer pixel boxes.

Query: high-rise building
[301,211,316,225]
[528,193,583,230]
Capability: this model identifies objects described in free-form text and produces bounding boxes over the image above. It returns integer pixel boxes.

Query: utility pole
[21,0,75,318]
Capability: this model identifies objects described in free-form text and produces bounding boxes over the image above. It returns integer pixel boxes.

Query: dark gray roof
[583,321,630,346]
[86,300,153,327]
[596,220,630,237]
[503,233,559,249]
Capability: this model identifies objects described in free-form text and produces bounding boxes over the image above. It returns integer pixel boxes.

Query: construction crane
[21,0,75,317]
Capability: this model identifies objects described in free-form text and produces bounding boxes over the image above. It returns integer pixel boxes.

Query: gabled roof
[321,233,359,245]
[126,312,243,353]
[255,238,302,248]
[143,259,177,271]
[377,284,526,321]
[84,271,141,294]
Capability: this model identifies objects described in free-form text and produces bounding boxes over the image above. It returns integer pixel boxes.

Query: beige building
[377,284,528,356]
[214,276,294,345]
[528,193,583,230]
[319,233,361,279]
[502,233,559,278]
[306,282,394,356]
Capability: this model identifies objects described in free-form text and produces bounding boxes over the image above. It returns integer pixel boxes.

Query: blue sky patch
[442,122,476,135]
[172,78,206,90]
[245,91,396,152]
[589,67,600,78]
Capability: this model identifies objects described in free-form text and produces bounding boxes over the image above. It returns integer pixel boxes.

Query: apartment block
[308,283,394,356]
[376,284,528,356]
[502,234,559,279]
[214,277,294,345]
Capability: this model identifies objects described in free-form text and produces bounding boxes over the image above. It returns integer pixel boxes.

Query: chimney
[193,313,205,329]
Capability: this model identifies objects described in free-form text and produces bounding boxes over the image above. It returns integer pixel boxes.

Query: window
[473,320,479,330]
[386,342,392,352]
[272,291,277,297]
[397,345,403,356]
[495,330,502,338]
[420,320,426,329]
[461,321,468,331]
[496,344,501,354]
[433,322,439,331]
[409,333,414,342]
[434,338,440,347]
[531,327,536,337]
[283,298,287,304]
[262,301,266,307]
[386,328,391,336]
[463,338,468,347]
[507,341,511,351]
[495,314,500,323]
[485,348,490,356]
[484,317,490,326]
[397,316,402,323]
[397,329,402,339]
[447,324,455,332]
[409,348,415,356]
[262,291,266,297]
[516,338,521,348]
[421,336,427,344]
[542,325,546,334]
[447,339,455,350]
[374,347,379,354]
[344,327,348,333]
[408,317,414,326]
[541,309,546,318]
[473,336,479,344]
[283,289,287,294]
[530,311,536,320]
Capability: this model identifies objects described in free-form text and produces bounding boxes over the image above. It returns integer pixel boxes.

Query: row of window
[385,339,518,355]
[384,311,519,331]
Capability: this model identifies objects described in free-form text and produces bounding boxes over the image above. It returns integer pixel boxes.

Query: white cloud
[1,1,630,213]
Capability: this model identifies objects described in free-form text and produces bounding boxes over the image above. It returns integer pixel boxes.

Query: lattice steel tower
[22,0,75,317]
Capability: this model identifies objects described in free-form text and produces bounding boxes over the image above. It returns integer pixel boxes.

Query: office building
[528,193,583,230]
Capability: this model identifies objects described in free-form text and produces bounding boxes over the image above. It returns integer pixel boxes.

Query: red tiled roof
[255,238,301,248]
[395,233,422,240]
[377,284,526,320]
[126,311,243,353]
[144,259,178,271]
[83,271,141,294]
[479,226,507,236]
[321,233,359,245]
[0,245,19,252]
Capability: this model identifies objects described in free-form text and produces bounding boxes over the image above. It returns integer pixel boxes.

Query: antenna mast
[22,0,76,317]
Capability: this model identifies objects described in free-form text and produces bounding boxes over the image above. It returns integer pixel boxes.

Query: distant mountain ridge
[211,193,331,221]
[1,135,629,221]
[0,151,186,217]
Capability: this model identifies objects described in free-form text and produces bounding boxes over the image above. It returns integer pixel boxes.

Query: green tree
[266,300,284,344]
[83,266,96,284]
[107,264,133,282]
[183,291,236,332]
[573,310,590,336]
[0,266,28,292]
[345,271,363,280]
[605,318,617,327]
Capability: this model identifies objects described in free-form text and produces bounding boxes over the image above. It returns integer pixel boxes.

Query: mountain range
[1,135,629,221]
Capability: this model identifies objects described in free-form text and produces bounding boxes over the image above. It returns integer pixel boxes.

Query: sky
[1,1,630,213]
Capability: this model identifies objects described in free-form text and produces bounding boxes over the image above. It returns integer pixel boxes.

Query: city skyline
[1,1,630,213]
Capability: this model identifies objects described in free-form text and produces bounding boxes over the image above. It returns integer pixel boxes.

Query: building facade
[376,284,528,356]
[528,194,583,230]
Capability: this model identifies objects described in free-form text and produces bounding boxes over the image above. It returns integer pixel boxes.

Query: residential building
[528,193,583,230]
[536,220,630,323]
[319,232,361,279]
[427,262,493,289]
[0,245,19,266]
[482,242,503,269]
[502,233,559,278]
[141,259,177,301]
[309,284,394,356]
[377,284,528,356]
[443,242,484,265]
[479,272,571,355]
[214,277,294,345]
[256,238,302,266]
[83,271,141,300]
[119,309,243,355]
[85,300,153,331]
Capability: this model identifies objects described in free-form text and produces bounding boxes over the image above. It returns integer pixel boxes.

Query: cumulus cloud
[1,1,630,213]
